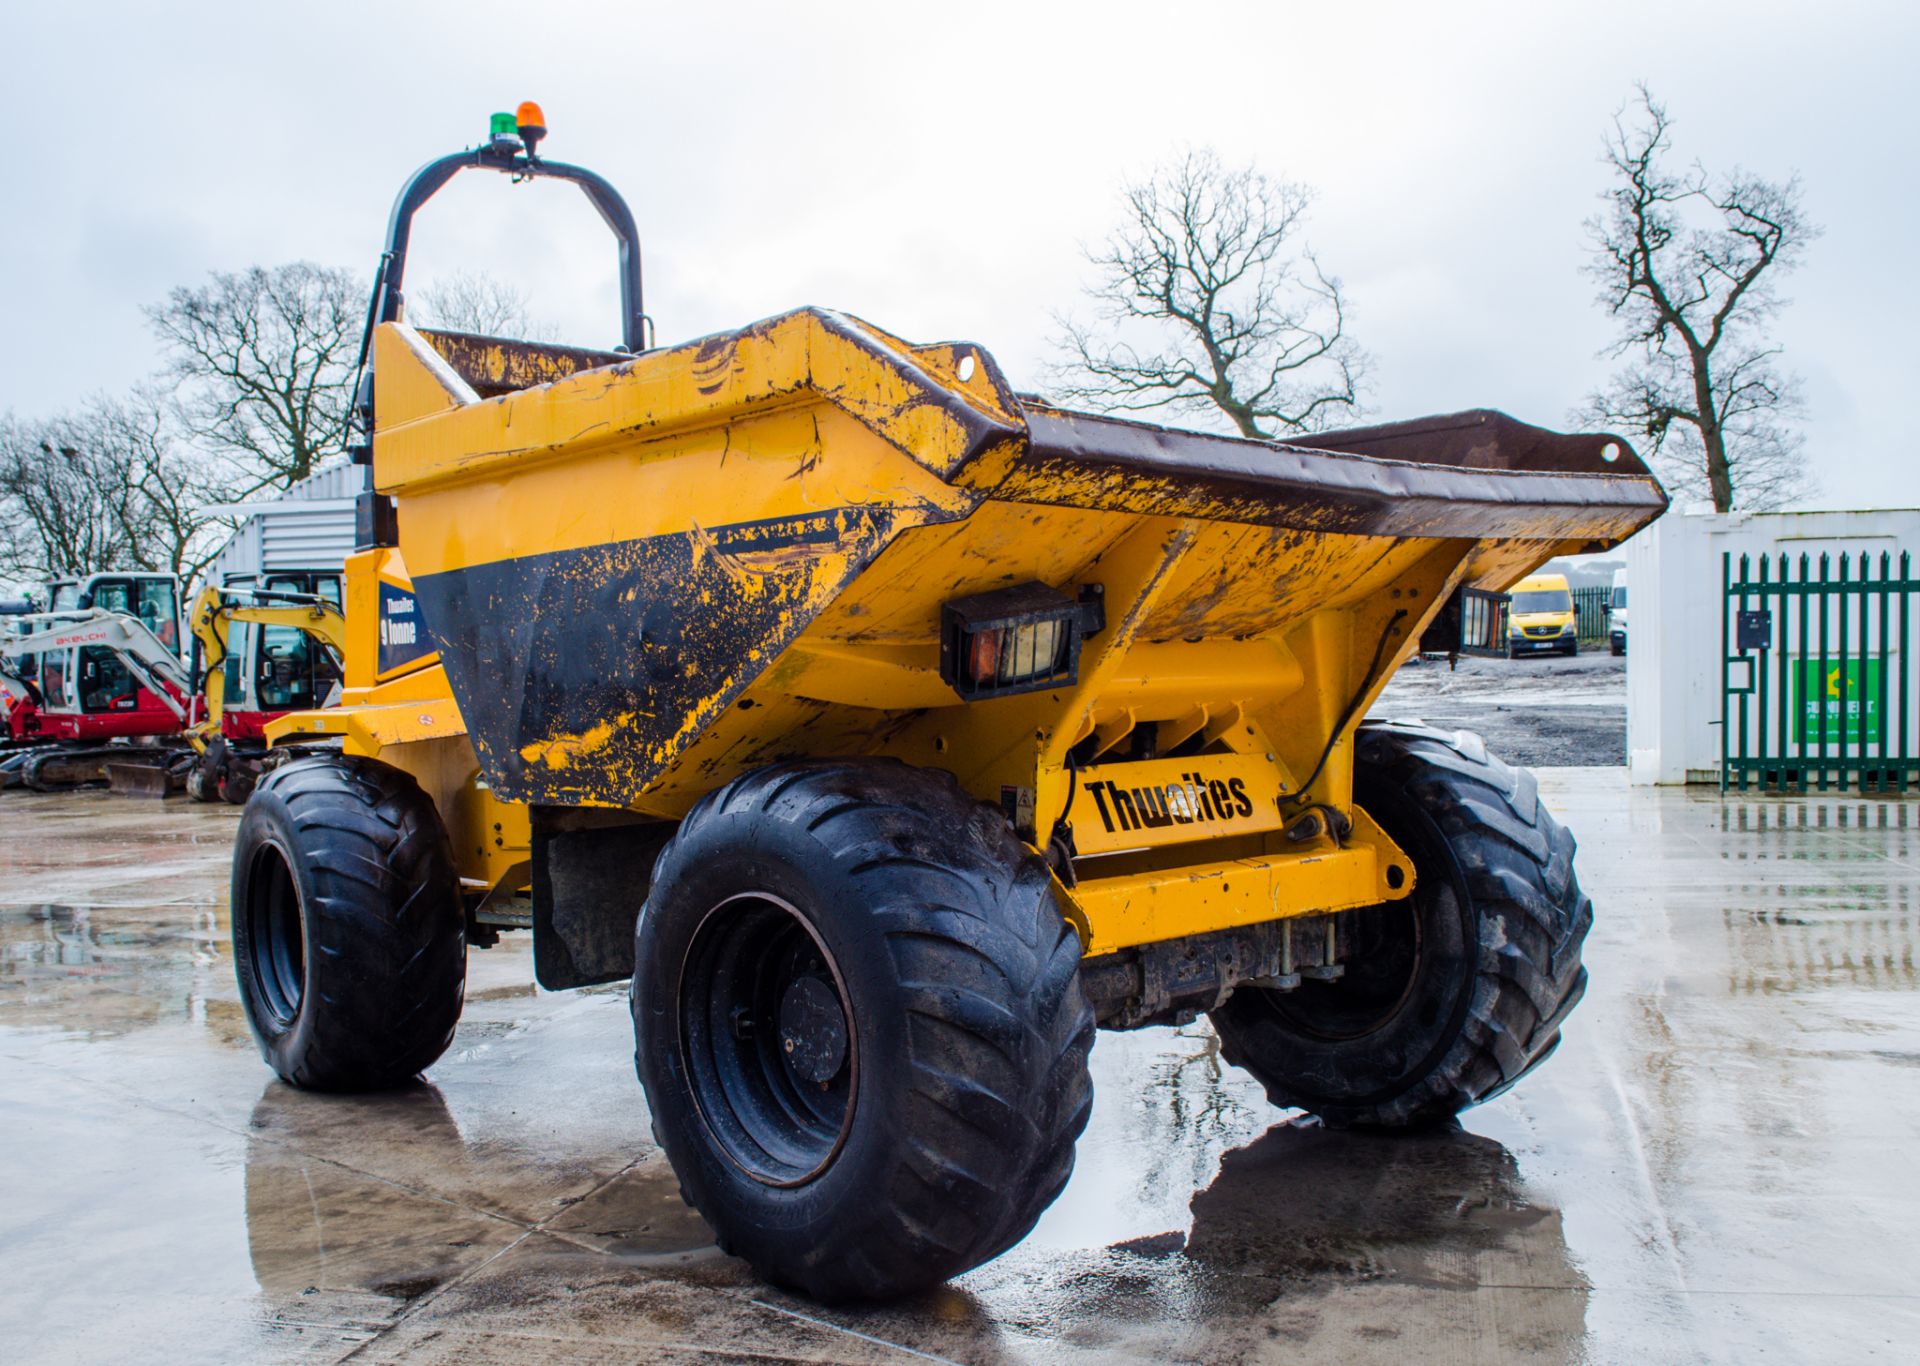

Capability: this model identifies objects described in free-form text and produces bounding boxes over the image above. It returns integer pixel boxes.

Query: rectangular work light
[939,581,1105,700]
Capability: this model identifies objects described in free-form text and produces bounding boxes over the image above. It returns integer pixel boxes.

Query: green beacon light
[489,111,519,142]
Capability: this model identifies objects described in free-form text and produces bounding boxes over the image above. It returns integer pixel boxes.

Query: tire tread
[634,758,1093,1301]
[1220,721,1589,1127]
[232,754,465,1092]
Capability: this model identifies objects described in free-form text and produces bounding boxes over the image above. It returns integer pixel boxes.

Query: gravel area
[1370,650,1625,768]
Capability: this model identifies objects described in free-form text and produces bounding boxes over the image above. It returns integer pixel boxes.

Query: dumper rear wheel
[1211,722,1589,1127]
[632,759,1094,1302]
[231,755,466,1092]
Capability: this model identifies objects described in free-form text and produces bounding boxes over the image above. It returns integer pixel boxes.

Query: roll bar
[348,123,648,468]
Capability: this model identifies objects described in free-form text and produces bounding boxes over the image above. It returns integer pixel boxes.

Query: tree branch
[1051,149,1368,439]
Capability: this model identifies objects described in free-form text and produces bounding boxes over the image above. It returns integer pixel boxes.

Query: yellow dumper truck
[230,109,1667,1300]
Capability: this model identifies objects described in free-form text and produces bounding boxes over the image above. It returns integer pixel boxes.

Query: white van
[1608,569,1627,656]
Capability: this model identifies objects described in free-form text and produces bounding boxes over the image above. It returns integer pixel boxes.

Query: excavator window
[255,627,315,710]
[90,580,134,615]
[223,623,251,707]
[139,580,180,652]
[90,578,181,653]
[220,575,257,708]
[313,576,344,697]
[80,647,138,712]
[42,654,69,708]
[253,573,344,710]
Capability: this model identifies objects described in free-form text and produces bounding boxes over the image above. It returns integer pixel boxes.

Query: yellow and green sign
[1793,659,1884,745]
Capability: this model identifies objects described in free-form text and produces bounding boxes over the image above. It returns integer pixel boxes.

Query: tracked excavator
[0,608,195,790]
[182,584,347,803]
[0,583,346,797]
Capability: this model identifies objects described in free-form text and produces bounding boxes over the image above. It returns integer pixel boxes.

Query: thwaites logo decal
[1067,754,1286,856]
[377,580,435,677]
[1084,772,1253,830]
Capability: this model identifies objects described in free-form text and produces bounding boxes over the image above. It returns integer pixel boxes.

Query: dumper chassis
[227,109,1664,1301]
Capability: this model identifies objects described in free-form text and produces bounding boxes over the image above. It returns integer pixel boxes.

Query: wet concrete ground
[2,772,1916,1363]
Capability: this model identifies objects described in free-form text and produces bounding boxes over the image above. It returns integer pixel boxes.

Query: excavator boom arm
[187,585,348,739]
[0,611,194,722]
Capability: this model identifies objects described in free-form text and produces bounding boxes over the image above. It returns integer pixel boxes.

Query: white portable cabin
[200,462,362,587]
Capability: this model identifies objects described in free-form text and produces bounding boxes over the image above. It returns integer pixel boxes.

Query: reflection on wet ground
[3,774,1918,1363]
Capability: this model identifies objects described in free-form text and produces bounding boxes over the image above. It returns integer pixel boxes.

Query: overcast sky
[7,1,1916,510]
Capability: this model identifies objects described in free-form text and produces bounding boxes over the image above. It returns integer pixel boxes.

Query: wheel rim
[1265,900,1424,1041]
[677,892,857,1187]
[246,842,306,1026]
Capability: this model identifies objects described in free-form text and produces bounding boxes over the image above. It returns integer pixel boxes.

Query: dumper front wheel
[231,755,466,1092]
[632,759,1094,1302]
[1211,722,1589,1127]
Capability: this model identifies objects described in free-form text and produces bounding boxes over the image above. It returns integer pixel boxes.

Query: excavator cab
[46,573,183,655]
[0,602,195,790]
[2,571,188,741]
[217,572,345,722]
[181,579,348,804]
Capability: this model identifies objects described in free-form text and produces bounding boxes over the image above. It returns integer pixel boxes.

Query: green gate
[1722,550,1916,793]
[1571,585,1611,642]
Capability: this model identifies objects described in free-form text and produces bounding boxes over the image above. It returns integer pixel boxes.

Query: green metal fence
[1571,586,1610,642]
[1722,549,1917,793]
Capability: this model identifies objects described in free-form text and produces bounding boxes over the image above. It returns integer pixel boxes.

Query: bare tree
[3,260,367,588]
[1580,87,1818,511]
[0,413,130,582]
[411,269,552,338]
[0,394,235,585]
[1052,149,1367,438]
[91,390,238,580]
[146,262,363,495]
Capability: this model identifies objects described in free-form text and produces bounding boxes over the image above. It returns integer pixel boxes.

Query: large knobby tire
[1211,722,1590,1127]
[231,754,467,1092]
[632,759,1094,1302]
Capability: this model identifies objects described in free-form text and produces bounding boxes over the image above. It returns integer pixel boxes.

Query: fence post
[1818,552,1831,791]
[1720,551,1732,793]
[1755,554,1770,791]
[1901,551,1912,793]
[1738,553,1752,791]
[1881,553,1896,795]
[1777,551,1790,790]
[1838,553,1851,787]
[1798,554,1810,792]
